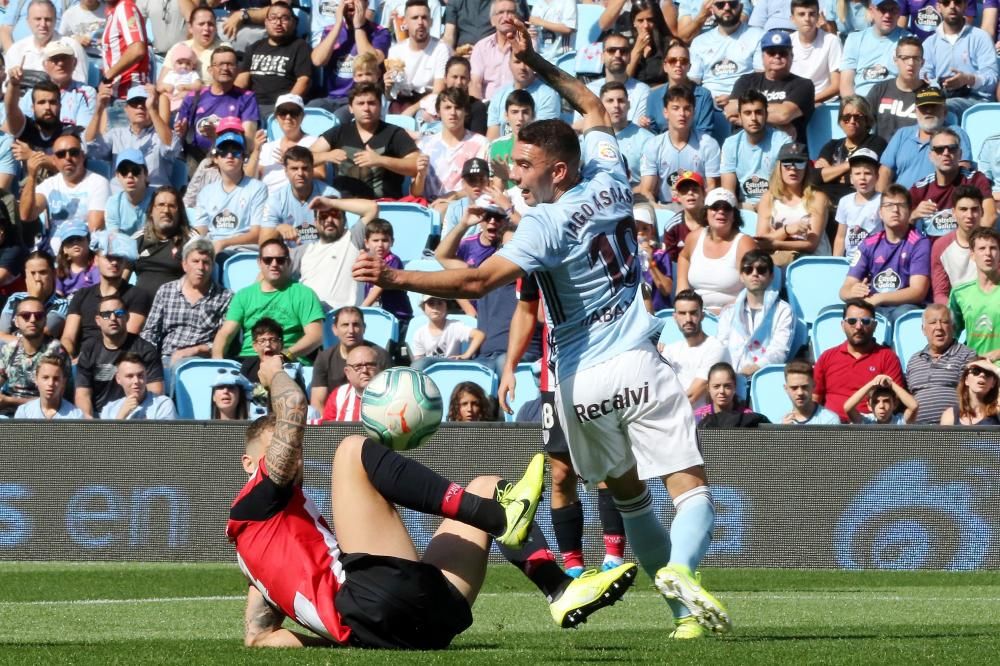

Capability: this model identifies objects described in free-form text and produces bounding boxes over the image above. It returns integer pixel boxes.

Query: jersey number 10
[589,217,639,291]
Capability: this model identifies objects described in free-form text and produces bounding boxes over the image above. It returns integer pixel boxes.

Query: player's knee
[549,457,577,494]
[333,434,368,467]
[467,474,503,498]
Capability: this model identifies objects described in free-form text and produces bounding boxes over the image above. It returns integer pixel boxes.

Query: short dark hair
[405,0,429,9]
[784,359,814,379]
[882,184,912,209]
[32,79,61,103]
[436,86,469,113]
[14,295,44,314]
[190,3,215,23]
[25,250,55,268]
[896,35,923,54]
[349,81,383,104]
[252,317,283,340]
[738,89,768,110]
[283,145,314,167]
[98,293,126,309]
[517,120,580,172]
[258,237,289,258]
[953,184,984,207]
[600,81,628,98]
[246,413,277,450]
[210,44,238,65]
[445,55,470,74]
[334,305,364,325]
[603,31,629,47]
[673,288,703,310]
[708,361,737,384]
[267,0,293,14]
[969,226,1000,250]
[663,85,695,108]
[790,0,819,10]
[116,351,146,368]
[739,249,774,273]
[842,297,876,318]
[506,88,535,111]
[365,218,394,240]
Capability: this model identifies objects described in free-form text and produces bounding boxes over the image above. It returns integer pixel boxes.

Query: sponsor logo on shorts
[573,382,649,423]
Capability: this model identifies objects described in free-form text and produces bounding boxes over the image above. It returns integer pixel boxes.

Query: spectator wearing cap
[193,126,266,257]
[878,86,973,190]
[661,171,707,263]
[688,1,764,109]
[813,96,886,204]
[61,229,152,355]
[486,89,534,190]
[832,148,884,263]
[414,87,490,201]
[839,183,931,322]
[85,84,180,194]
[720,89,793,208]
[0,295,71,417]
[104,150,151,236]
[234,2,312,120]
[175,45,260,167]
[755,142,831,266]
[384,0,451,115]
[311,0,391,112]
[633,200,673,311]
[17,39,97,128]
[485,55,560,140]
[919,0,996,120]
[248,94,324,195]
[52,222,98,296]
[133,186,200,298]
[440,157,490,239]
[99,352,176,420]
[864,36,926,141]
[0,250,69,341]
[5,6,89,84]
[929,185,983,303]
[155,42,203,124]
[840,0,909,99]
[260,145,340,246]
[20,132,110,240]
[639,85,721,206]
[141,236,232,386]
[909,128,995,237]
[599,81,655,189]
[74,292,163,418]
[676,188,755,311]
[211,368,253,420]
[436,194,506,269]
[309,305,390,413]
[727,29,815,145]
[14,355,83,419]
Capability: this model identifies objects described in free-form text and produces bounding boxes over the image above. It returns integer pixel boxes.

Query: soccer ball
[361,367,443,450]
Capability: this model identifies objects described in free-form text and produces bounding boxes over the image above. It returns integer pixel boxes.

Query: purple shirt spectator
[847,228,932,297]
[57,264,100,297]
[456,236,498,267]
[364,253,413,323]
[321,23,391,101]
[649,248,673,312]
[177,87,260,154]
[899,0,976,42]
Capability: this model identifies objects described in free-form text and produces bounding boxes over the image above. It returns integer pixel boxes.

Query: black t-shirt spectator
[76,333,164,412]
[320,121,418,199]
[817,134,888,202]
[731,72,815,148]
[67,283,154,349]
[312,341,390,393]
[19,120,83,153]
[134,235,186,299]
[865,80,926,141]
[0,218,25,298]
[468,97,488,135]
[242,37,312,109]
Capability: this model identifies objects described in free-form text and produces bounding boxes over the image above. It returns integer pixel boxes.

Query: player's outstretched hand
[352,251,386,285]
[509,17,535,63]
[258,354,285,389]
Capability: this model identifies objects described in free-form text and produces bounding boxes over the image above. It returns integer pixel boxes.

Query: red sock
[523,547,557,577]
[440,482,464,519]
[604,534,625,559]
[562,549,585,570]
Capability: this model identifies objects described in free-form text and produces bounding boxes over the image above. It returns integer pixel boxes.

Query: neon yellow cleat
[654,564,732,634]
[669,616,708,639]
[549,563,638,628]
[495,453,545,548]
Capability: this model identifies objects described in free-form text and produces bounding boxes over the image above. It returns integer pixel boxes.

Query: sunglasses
[347,361,378,371]
[666,57,690,66]
[126,99,146,108]
[968,366,995,378]
[931,144,960,155]
[605,46,628,54]
[844,317,875,327]
[260,255,288,265]
[98,308,128,319]
[276,107,303,118]
[55,148,82,159]
[216,148,244,158]
[16,311,45,321]
[939,0,964,5]
[781,160,807,169]
[764,49,790,58]
[714,0,738,7]
[117,165,144,178]
[707,202,734,212]
[741,264,771,275]
[841,113,865,123]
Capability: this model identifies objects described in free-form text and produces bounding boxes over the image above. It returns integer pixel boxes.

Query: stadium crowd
[0,0,996,428]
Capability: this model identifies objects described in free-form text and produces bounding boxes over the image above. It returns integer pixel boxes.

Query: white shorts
[554,342,703,489]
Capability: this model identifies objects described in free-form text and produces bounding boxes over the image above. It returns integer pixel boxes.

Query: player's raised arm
[509,18,610,132]
[259,355,307,487]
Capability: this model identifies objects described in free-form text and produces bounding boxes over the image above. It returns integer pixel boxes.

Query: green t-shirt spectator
[226,282,325,358]
[489,134,515,189]
[949,280,1000,357]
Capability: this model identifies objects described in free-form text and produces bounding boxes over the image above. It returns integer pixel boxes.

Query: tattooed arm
[508,18,611,133]
[259,354,308,488]
[244,585,330,648]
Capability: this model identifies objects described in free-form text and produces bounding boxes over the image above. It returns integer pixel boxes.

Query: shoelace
[494,482,515,504]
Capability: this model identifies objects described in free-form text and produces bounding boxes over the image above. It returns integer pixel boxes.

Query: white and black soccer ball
[361,367,443,451]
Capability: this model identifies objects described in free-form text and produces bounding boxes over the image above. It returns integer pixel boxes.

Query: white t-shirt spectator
[37,171,110,238]
[387,37,451,97]
[835,192,882,263]
[411,318,474,358]
[790,30,842,96]
[660,335,730,409]
[258,135,320,194]
[59,2,107,57]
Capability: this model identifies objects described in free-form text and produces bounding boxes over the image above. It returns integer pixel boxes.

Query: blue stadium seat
[404,314,478,351]
[377,202,437,264]
[322,306,400,349]
[573,2,605,76]
[267,107,339,140]
[961,103,1000,163]
[386,114,418,131]
[403,257,445,312]
[655,309,719,346]
[170,159,188,189]
[504,362,540,423]
[222,252,260,292]
[805,103,843,160]
[811,305,891,360]
[87,59,101,88]
[655,207,674,239]
[739,208,758,236]
[87,159,111,180]
[749,364,791,423]
[300,365,314,392]
[892,308,926,372]
[423,361,498,420]
[172,359,243,419]
[785,256,850,328]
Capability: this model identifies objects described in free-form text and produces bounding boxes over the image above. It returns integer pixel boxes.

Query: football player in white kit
[349,18,731,639]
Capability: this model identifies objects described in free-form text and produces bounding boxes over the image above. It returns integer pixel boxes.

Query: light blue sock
[614,487,669,580]
[668,486,715,572]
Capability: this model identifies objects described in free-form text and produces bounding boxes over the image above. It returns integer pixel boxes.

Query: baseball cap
[674,170,705,190]
[115,148,146,170]
[704,188,738,208]
[215,116,244,134]
[125,85,148,102]
[215,131,245,149]
[875,0,901,10]
[761,29,792,51]
[93,230,138,262]
[43,40,75,60]
[777,142,809,162]
[633,205,654,226]
[470,193,508,217]
[915,86,946,107]
[847,148,880,166]
[274,93,304,111]
[54,221,89,243]
[420,294,450,305]
[462,157,489,179]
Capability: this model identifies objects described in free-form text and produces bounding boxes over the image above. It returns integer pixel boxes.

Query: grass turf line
[2,564,1000,665]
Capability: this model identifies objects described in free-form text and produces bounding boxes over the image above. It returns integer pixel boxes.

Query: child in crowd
[832,148,882,263]
[844,374,918,424]
[409,296,485,371]
[634,202,673,312]
[361,219,414,336]
[54,222,98,297]
[157,43,203,123]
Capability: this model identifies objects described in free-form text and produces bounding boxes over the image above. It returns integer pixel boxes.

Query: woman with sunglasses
[211,369,252,421]
[940,359,1000,425]
[755,142,830,267]
[248,94,326,195]
[627,0,674,86]
[677,187,756,312]
[660,38,715,136]
[813,96,886,203]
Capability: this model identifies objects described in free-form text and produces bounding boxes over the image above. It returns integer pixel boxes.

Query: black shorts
[335,552,473,650]
[542,390,569,455]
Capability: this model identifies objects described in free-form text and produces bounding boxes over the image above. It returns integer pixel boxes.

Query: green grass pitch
[2,563,1000,665]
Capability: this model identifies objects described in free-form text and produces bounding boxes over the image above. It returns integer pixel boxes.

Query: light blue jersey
[105,189,154,236]
[262,180,339,246]
[14,398,83,419]
[678,0,717,37]
[748,0,795,31]
[0,133,16,183]
[639,130,721,203]
[882,124,971,188]
[194,176,268,241]
[616,122,656,187]
[585,77,651,125]
[841,27,908,96]
[497,128,662,378]
[487,80,562,133]
[820,0,871,36]
[977,136,1000,195]
[720,127,792,204]
[689,23,765,98]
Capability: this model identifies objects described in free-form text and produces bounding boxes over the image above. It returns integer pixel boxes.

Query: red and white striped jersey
[101,0,150,98]
[516,275,551,392]
[226,458,352,644]
[321,383,362,422]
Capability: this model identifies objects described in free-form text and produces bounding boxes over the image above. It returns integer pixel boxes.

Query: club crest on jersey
[597,142,618,161]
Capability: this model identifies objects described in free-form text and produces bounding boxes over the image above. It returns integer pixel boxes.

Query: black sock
[359,439,505,535]
[495,521,570,601]
[551,502,585,569]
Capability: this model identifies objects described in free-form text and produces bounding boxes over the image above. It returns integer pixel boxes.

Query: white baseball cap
[704,188,738,208]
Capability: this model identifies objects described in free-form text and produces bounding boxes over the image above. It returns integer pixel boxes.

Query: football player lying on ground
[228,354,638,649]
